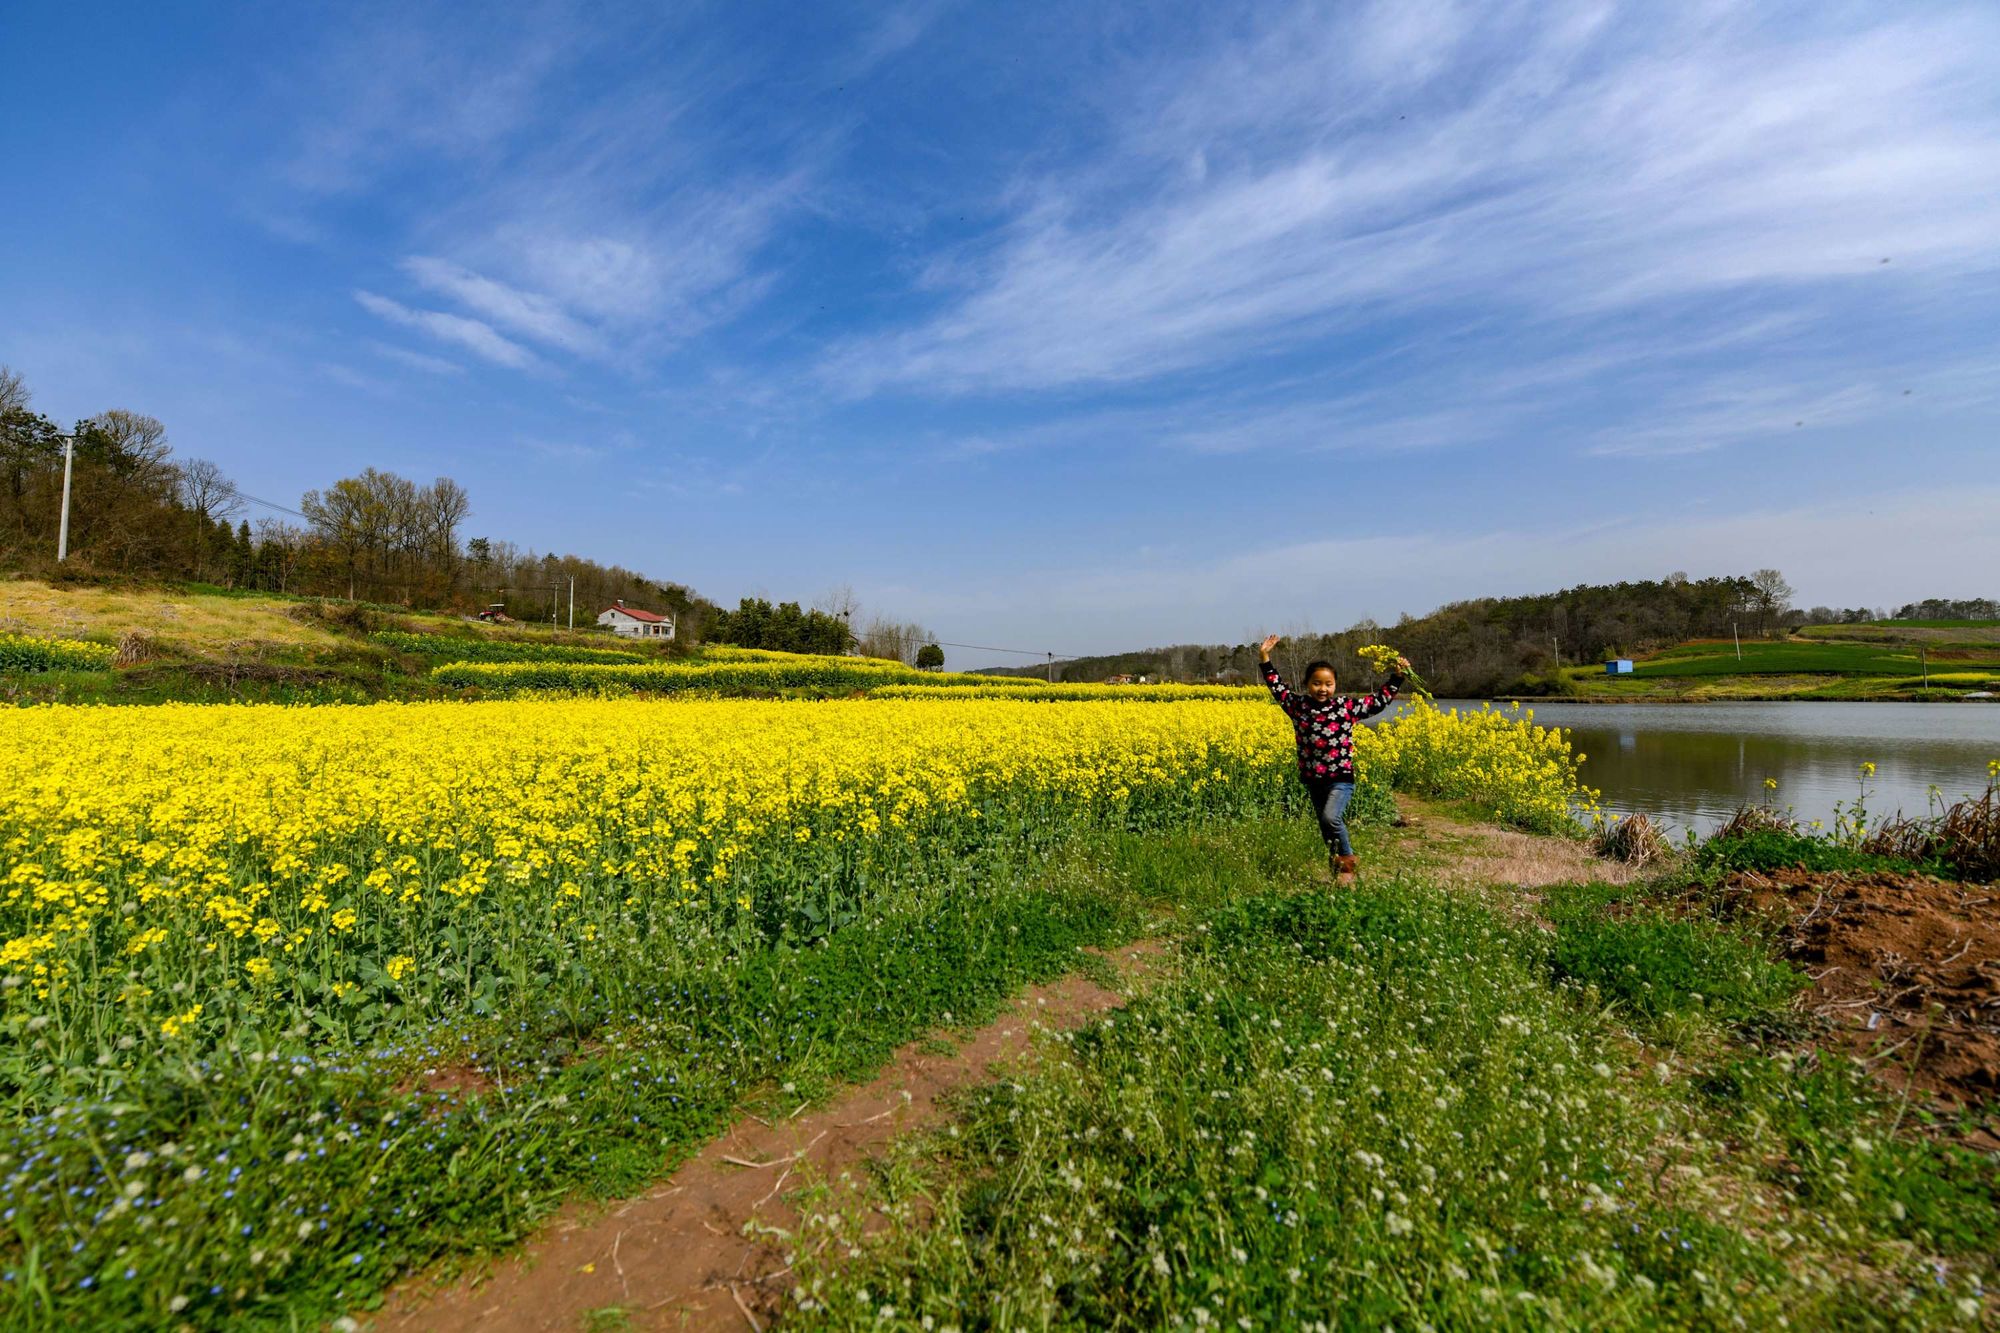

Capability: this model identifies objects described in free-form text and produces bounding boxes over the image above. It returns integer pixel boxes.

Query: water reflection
[1411,700,2000,836]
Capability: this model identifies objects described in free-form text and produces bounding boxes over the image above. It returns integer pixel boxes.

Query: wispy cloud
[353,292,538,370]
[400,257,600,356]
[826,2,2000,396]
[365,340,465,377]
[268,6,830,375]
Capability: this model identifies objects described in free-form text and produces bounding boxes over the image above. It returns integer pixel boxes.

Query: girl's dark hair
[1303,659,1338,682]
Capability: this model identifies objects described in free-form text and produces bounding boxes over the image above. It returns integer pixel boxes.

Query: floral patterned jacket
[1260,660,1402,782]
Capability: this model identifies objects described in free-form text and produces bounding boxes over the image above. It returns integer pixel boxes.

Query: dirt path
[1383,801,1642,893]
[371,940,1166,1332]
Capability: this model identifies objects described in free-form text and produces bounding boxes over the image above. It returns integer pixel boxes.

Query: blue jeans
[1303,777,1355,856]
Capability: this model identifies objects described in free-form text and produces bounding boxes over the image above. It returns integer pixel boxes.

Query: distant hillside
[993,574,1774,696]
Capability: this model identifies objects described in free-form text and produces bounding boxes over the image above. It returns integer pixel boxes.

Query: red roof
[602,604,669,623]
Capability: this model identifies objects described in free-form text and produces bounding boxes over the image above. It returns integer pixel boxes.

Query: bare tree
[417,477,471,596]
[93,409,174,482]
[1749,568,1794,636]
[176,459,242,522]
[255,518,311,593]
[857,617,935,665]
[0,365,27,417]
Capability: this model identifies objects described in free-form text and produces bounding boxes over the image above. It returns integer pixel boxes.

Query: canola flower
[870,682,1264,703]
[0,631,115,673]
[0,698,1285,1071]
[1357,643,1433,700]
[0,696,1587,1080]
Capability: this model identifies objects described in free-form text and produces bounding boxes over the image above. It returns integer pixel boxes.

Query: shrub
[430,658,1001,695]
[371,631,646,665]
[1696,828,1921,876]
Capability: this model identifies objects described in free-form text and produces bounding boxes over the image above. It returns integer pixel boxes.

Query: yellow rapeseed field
[0,695,1586,1067]
[1,699,1284,1046]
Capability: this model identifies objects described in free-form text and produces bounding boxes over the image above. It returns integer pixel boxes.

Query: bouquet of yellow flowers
[1357,643,1432,701]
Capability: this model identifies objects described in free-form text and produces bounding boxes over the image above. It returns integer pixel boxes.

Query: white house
[598,600,675,640]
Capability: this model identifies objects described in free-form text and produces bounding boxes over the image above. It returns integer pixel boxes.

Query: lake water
[1414,700,2000,836]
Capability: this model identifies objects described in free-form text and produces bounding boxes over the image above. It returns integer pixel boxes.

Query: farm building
[597,600,675,640]
[1605,658,1634,674]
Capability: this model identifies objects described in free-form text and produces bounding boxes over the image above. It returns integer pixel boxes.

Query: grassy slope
[1552,628,2000,701]
[0,579,670,704]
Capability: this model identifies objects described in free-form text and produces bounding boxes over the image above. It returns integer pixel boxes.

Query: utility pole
[1046,651,1055,683]
[567,576,575,632]
[1733,621,1742,660]
[1921,645,1928,687]
[56,434,75,561]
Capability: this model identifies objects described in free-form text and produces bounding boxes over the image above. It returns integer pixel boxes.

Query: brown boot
[1335,855,1358,886]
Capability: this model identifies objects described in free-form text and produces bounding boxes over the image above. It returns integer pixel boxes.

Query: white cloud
[365,340,464,376]
[353,291,538,369]
[400,257,600,356]
[827,3,2000,395]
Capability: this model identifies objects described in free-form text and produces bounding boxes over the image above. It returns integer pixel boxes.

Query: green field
[1552,634,2000,700]
[1796,621,2000,647]
[1630,639,1974,677]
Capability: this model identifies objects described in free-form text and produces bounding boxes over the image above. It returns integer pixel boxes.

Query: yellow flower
[385,955,416,982]
[244,957,273,983]
[161,1004,203,1038]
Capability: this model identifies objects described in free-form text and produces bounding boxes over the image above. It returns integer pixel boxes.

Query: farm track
[373,939,1170,1332]
[373,806,1634,1333]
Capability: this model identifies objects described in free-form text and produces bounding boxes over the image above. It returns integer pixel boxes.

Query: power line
[232,491,311,521]
[931,638,1078,659]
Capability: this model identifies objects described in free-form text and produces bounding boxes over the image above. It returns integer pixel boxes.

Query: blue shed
[1606,659,1634,675]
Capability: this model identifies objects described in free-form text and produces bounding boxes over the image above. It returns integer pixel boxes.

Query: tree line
[0,365,712,627]
[1811,597,1999,623]
[990,571,1828,696]
[1,365,971,651]
[698,589,947,666]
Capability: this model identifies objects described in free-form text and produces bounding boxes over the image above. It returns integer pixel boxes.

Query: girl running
[1258,634,1408,885]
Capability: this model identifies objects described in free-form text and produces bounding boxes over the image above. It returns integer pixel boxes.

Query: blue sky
[4,1,1997,668]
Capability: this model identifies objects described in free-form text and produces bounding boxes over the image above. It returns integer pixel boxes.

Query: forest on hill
[995,573,1996,697]
[1,366,710,628]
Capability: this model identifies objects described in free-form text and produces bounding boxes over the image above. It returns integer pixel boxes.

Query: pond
[1419,700,2000,837]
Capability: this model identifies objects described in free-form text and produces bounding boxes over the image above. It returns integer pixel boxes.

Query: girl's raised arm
[1257,634,1302,716]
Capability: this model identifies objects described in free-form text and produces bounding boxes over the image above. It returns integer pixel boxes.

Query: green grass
[1797,622,2000,648]
[1871,618,2000,629]
[786,873,1996,1328]
[1632,640,1943,677]
[1543,880,1807,1030]
[1694,828,1931,878]
[369,630,650,665]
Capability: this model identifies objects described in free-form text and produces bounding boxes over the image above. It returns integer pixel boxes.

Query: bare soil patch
[1714,869,2000,1119]
[370,940,1166,1332]
[1386,804,1643,893]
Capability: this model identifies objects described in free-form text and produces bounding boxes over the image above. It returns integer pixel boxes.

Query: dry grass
[1591,812,1669,867]
[1385,798,1644,891]
[0,580,341,652]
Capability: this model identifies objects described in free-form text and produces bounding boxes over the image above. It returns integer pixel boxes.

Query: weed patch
[789,877,1993,1328]
[1544,881,1807,1031]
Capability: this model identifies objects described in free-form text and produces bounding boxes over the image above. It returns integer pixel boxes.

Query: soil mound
[1720,868,1999,1116]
